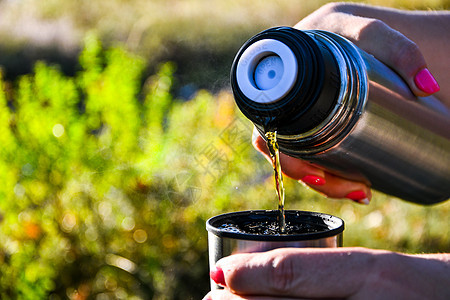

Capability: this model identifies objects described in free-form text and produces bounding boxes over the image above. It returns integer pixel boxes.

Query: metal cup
[206,210,344,289]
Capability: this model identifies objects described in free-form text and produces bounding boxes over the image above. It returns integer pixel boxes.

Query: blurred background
[0,0,449,299]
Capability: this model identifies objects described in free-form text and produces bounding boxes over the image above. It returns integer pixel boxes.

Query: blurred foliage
[1,0,449,89]
[0,1,449,299]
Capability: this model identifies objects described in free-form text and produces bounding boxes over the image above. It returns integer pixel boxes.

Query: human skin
[204,3,450,299]
[204,248,450,300]
[252,2,450,202]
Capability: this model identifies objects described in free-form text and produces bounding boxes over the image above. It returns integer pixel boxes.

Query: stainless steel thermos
[231,27,450,204]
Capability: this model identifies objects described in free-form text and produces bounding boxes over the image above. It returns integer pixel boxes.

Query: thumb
[354,19,440,97]
[214,248,377,298]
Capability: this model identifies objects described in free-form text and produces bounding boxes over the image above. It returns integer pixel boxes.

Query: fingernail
[414,68,440,94]
[252,128,260,143]
[346,190,368,201]
[301,175,326,186]
[202,295,213,300]
[354,198,370,205]
[210,266,226,287]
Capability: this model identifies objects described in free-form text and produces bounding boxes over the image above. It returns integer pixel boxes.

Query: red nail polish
[301,175,326,186]
[210,266,226,287]
[414,68,440,94]
[345,190,367,201]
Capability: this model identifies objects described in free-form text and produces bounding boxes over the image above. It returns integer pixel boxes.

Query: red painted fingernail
[210,266,226,287]
[301,175,326,186]
[414,68,440,94]
[346,190,367,201]
[346,191,370,204]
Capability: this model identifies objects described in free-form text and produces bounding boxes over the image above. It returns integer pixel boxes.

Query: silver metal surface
[265,30,450,204]
[206,210,344,290]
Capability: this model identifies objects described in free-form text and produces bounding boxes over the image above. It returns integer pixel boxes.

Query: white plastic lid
[254,55,284,90]
[236,39,298,104]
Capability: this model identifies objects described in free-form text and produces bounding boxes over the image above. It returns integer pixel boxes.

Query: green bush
[0,36,448,299]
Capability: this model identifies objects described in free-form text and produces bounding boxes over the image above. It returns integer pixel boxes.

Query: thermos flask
[230,27,450,205]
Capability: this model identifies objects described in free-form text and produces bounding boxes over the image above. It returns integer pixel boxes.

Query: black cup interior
[206,210,344,241]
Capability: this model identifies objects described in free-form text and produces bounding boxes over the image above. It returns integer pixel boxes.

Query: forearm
[324,2,450,50]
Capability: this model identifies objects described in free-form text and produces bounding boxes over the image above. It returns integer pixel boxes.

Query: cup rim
[206,210,344,241]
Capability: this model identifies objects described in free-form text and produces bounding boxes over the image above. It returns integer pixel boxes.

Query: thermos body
[231,27,450,204]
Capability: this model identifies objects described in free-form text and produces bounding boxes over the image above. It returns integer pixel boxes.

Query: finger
[314,171,372,204]
[204,289,302,300]
[252,128,371,203]
[203,290,245,300]
[251,127,271,162]
[295,8,439,97]
[216,248,379,298]
[252,128,326,182]
[280,155,372,204]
